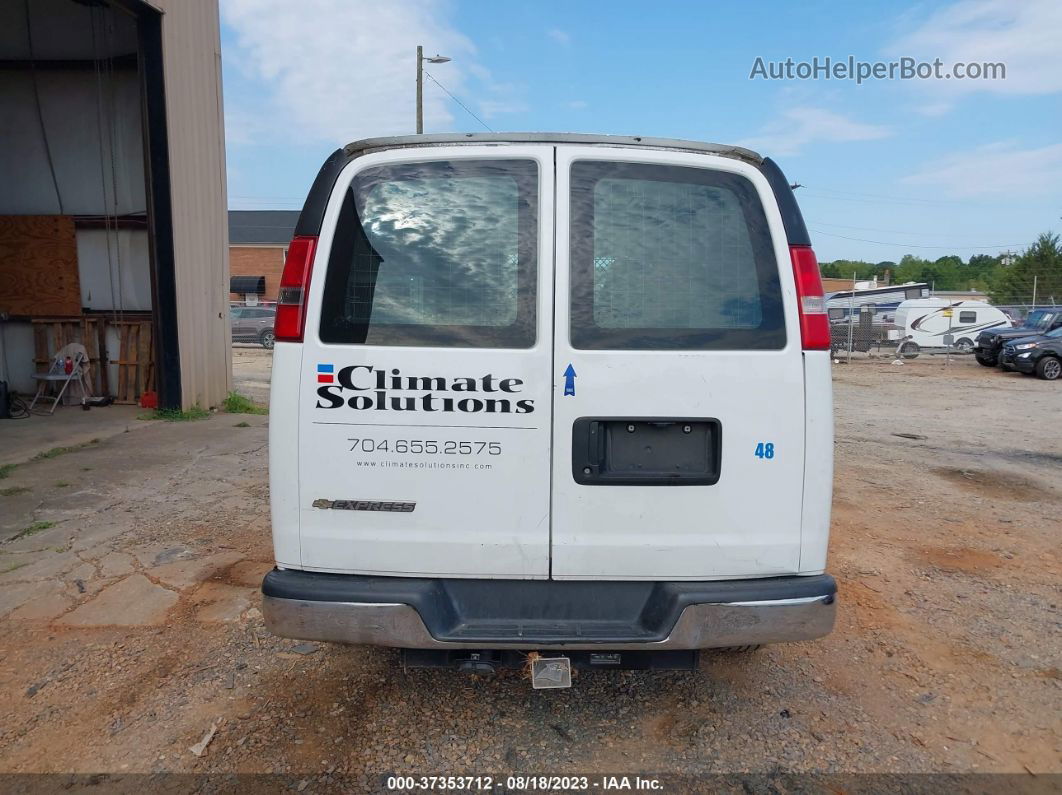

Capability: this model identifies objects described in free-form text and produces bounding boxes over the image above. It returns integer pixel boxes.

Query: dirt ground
[0,351,1059,787]
[232,344,273,405]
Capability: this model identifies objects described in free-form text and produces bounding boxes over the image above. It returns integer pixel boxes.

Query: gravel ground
[0,352,1059,789]
[232,345,273,405]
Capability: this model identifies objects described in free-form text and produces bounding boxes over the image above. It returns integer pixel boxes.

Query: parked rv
[261,134,836,682]
[891,299,1010,357]
[826,282,930,326]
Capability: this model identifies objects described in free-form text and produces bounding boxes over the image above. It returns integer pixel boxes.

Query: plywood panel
[0,215,81,316]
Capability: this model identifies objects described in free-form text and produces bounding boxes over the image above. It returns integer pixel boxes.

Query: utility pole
[1032,274,1038,309]
[847,271,855,365]
[416,46,451,134]
[416,46,423,134]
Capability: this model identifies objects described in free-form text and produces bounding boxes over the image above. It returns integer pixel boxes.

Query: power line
[231,195,305,201]
[423,70,493,132]
[800,192,960,207]
[808,228,1027,250]
[808,219,1023,243]
[799,184,985,206]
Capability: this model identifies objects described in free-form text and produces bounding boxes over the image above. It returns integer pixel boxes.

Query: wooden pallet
[32,317,105,396]
[32,316,154,403]
[112,319,154,404]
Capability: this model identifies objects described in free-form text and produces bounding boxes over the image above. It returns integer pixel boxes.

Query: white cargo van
[263,134,835,678]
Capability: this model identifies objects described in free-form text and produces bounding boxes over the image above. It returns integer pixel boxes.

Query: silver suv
[230,305,276,349]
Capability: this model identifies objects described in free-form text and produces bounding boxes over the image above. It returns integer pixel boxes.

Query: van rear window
[569,161,785,350]
[319,159,538,348]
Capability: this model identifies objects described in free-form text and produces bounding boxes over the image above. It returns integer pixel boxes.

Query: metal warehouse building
[0,0,229,414]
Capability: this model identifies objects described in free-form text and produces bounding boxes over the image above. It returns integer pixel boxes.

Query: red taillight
[274,236,318,342]
[790,244,830,351]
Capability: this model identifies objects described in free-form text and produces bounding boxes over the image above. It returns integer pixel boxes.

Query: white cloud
[224,106,278,146]
[887,0,1062,96]
[547,29,571,46]
[901,141,1062,198]
[567,100,588,110]
[914,101,955,117]
[740,107,890,156]
[222,0,519,144]
[478,98,529,119]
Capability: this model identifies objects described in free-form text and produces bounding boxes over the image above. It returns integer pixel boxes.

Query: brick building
[228,210,299,303]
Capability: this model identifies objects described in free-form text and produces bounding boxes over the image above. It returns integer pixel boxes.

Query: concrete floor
[0,404,144,467]
[1,343,269,467]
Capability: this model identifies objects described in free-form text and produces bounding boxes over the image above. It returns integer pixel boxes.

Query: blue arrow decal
[563,363,577,396]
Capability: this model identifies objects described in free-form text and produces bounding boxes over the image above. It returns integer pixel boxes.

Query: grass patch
[222,392,268,415]
[234,421,251,428]
[34,439,100,461]
[140,405,210,422]
[12,520,56,541]
[55,481,70,488]
[0,464,15,480]
[1,561,27,575]
[1,486,31,497]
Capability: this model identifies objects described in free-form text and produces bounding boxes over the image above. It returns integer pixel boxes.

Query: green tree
[964,254,1003,292]
[892,254,970,290]
[894,255,933,285]
[819,259,881,281]
[989,233,1062,305]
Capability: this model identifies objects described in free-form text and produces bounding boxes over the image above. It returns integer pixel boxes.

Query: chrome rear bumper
[262,590,835,651]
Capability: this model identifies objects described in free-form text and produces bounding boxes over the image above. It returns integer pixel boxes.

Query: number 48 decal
[755,442,775,459]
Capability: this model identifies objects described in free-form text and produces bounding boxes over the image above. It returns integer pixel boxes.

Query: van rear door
[550,147,806,579]
[296,147,554,578]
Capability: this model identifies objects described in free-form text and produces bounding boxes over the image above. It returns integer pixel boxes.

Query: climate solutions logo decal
[314,364,534,415]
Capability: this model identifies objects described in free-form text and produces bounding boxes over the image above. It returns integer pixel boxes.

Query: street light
[417,46,451,134]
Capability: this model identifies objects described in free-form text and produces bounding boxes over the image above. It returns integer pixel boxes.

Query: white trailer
[892,299,1010,355]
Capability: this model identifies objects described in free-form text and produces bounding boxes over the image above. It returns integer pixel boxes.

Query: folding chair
[29,343,92,415]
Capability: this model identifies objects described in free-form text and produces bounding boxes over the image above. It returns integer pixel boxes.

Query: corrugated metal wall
[154,0,231,408]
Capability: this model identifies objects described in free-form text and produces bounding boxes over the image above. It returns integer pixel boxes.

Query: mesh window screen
[590,179,762,330]
[570,161,785,350]
[320,160,538,348]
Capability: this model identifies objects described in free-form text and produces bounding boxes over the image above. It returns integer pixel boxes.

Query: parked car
[230,305,276,349]
[260,134,836,682]
[1000,326,1062,380]
[974,308,1062,367]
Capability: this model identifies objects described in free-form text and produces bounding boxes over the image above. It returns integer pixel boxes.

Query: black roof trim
[757,158,810,247]
[293,148,348,238]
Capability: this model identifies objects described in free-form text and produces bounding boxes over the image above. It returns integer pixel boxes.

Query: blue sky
[221,0,1062,264]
